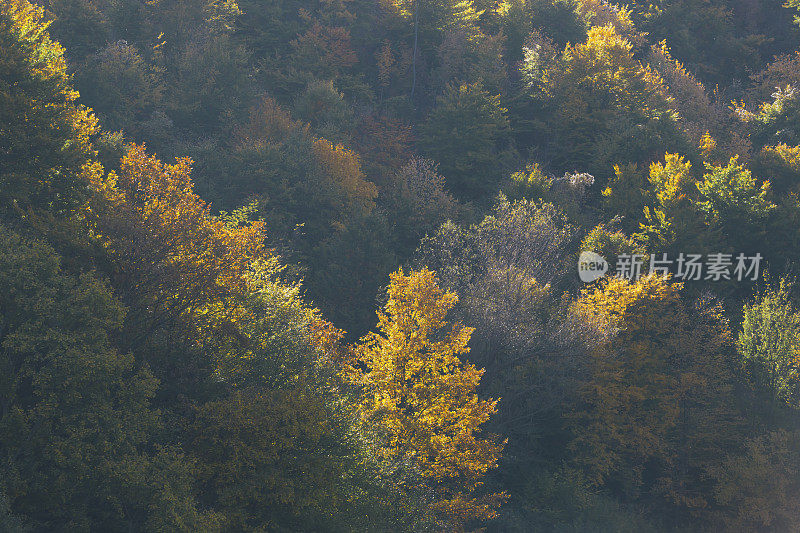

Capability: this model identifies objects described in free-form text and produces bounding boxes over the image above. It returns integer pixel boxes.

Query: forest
[3,0,800,530]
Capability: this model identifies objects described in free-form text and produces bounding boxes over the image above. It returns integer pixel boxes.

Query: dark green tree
[420,82,515,199]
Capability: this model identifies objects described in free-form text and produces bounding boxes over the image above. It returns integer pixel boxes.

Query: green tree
[635,153,710,254]
[420,82,515,199]
[738,279,800,414]
[380,0,486,101]
[0,229,215,530]
[0,0,99,217]
[76,41,166,142]
[188,268,432,531]
[628,0,767,86]
[45,0,109,61]
[738,85,800,150]
[526,24,687,180]
[203,97,382,332]
[601,163,651,232]
[696,156,774,251]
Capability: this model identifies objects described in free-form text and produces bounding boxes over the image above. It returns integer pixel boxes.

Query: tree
[384,157,460,252]
[0,228,216,530]
[86,142,426,531]
[420,82,515,199]
[166,31,252,134]
[601,163,651,232]
[713,429,800,531]
[188,266,432,531]
[571,274,742,523]
[413,198,599,527]
[293,79,355,145]
[434,27,506,93]
[412,197,584,420]
[351,114,415,187]
[0,0,99,217]
[354,267,505,529]
[573,0,645,46]
[45,0,109,61]
[89,144,267,340]
[286,23,359,87]
[626,0,767,86]
[233,0,307,62]
[86,143,270,403]
[0,490,27,532]
[221,97,378,239]
[581,222,646,276]
[76,41,166,143]
[737,85,800,151]
[749,52,800,105]
[695,156,774,251]
[753,142,800,194]
[209,97,382,332]
[738,278,800,414]
[380,0,486,101]
[87,142,425,532]
[635,153,709,254]
[646,42,750,160]
[191,387,385,531]
[526,24,687,180]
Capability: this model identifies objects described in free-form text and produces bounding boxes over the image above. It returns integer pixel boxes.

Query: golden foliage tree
[635,152,708,253]
[355,267,505,528]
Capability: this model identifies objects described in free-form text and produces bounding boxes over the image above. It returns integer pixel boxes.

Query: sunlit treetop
[0,0,99,217]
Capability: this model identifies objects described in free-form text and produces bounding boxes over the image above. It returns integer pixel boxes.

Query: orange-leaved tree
[88,143,267,341]
[354,267,506,530]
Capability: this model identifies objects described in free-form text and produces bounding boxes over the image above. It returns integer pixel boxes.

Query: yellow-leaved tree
[355,267,505,530]
[533,24,685,177]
